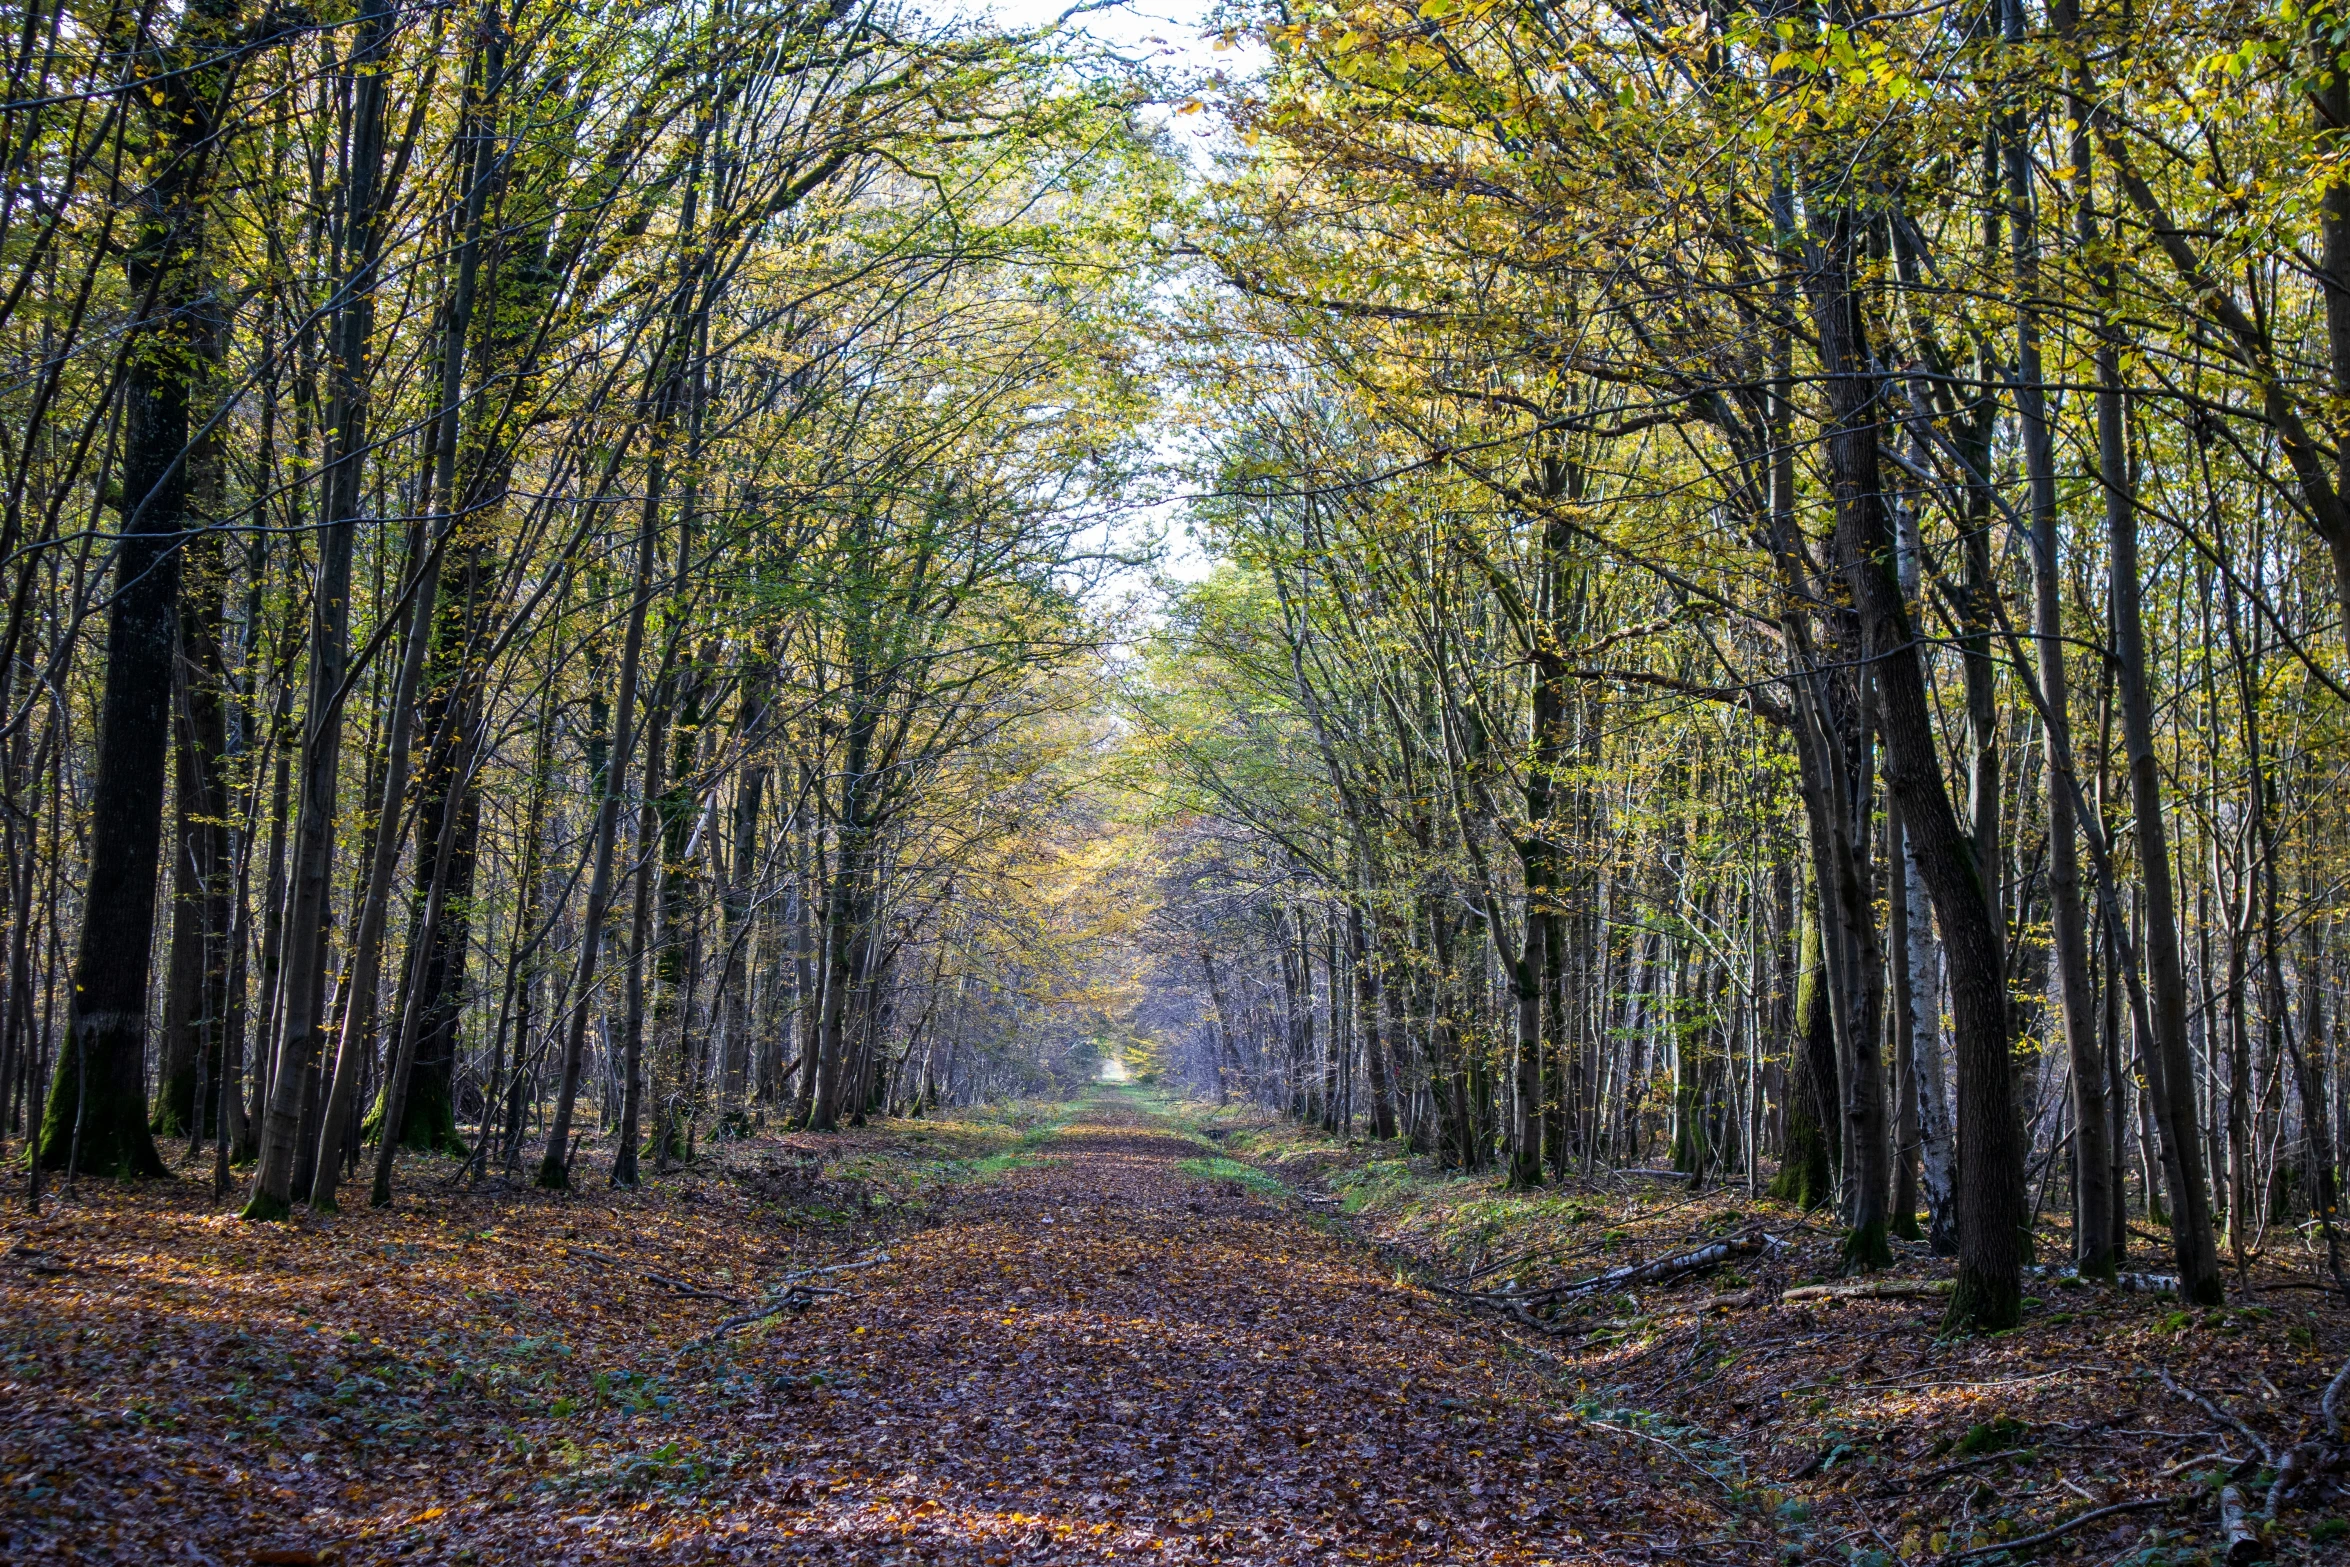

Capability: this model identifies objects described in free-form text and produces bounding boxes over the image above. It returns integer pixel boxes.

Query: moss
[1955,1416,2029,1456]
[1841,1217,1892,1272]
[1175,1155,1290,1201]
[1769,888,1838,1213]
[1943,1262,2023,1334]
[238,1188,293,1223]
[40,1029,171,1179]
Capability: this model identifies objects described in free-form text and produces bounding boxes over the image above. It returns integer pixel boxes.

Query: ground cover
[6,1089,2344,1565]
[1154,1094,2350,1566]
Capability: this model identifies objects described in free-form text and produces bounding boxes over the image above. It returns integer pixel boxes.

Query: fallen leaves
[21,1089,2342,1564]
[0,1097,1739,1564]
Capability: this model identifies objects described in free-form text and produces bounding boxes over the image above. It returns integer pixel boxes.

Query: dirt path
[605,1096,1731,1566]
[2,1095,1753,1565]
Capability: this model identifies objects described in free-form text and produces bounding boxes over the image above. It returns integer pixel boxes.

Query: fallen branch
[2264,1443,2318,1521]
[704,1284,847,1338]
[2158,1369,2278,1470]
[691,1251,895,1342]
[558,1246,750,1305]
[772,1252,893,1287]
[1783,1278,1955,1303]
[1881,1446,2041,1495]
[1447,1230,1782,1320]
[1943,1496,2174,1561]
[1446,1246,1546,1290]
[644,1271,748,1305]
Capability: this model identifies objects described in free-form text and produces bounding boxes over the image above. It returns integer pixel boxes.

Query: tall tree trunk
[243,0,394,1217]
[810,698,875,1133]
[42,0,255,1180]
[612,710,665,1188]
[719,653,771,1105]
[1803,201,2022,1327]
[537,414,664,1188]
[1346,904,1394,1140]
[2006,0,2114,1275]
[2087,233,2226,1308]
[157,529,231,1141]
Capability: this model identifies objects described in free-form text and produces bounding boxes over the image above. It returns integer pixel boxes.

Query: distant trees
[1132,0,2350,1329]
[1,0,1169,1210]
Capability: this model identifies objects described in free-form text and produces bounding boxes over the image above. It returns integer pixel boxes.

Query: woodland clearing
[5,1088,2346,1564]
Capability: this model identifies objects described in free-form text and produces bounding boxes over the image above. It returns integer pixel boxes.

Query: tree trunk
[41,0,259,1181]
[537,404,665,1187]
[1803,201,2022,1328]
[2005,0,2114,1277]
[243,0,394,1218]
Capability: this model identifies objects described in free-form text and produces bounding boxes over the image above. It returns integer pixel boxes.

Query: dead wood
[1943,1496,2175,1561]
[1443,1229,1781,1320]
[1782,1278,1955,1303]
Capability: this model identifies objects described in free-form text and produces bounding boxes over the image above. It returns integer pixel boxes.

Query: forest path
[0,1092,1755,1566]
[682,1089,1735,1566]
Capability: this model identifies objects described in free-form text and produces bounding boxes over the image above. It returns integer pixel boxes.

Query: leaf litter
[4,1093,1751,1564]
[13,1086,2344,1564]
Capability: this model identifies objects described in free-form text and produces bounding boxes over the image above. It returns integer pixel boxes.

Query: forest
[6,0,2350,1559]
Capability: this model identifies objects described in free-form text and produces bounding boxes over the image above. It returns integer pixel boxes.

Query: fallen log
[1782,1278,1955,1303]
[2027,1262,2181,1293]
[1448,1230,1783,1320]
[2217,1484,2262,1564]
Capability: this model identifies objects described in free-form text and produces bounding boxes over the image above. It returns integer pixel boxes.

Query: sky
[964,0,1242,74]
[953,0,1250,592]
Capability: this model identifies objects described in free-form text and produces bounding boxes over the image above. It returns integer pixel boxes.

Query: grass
[734,1098,1079,1223]
[1173,1154,1291,1201]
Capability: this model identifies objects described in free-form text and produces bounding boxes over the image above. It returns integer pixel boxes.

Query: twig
[1576,1415,1736,1498]
[1943,1497,2174,1561]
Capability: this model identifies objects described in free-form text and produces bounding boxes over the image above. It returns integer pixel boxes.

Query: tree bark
[41,0,267,1180]
[1803,202,2023,1327]
[243,0,394,1217]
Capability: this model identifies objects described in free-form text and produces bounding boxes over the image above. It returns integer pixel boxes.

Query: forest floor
[1,1090,2345,1566]
[1178,1097,2350,1567]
